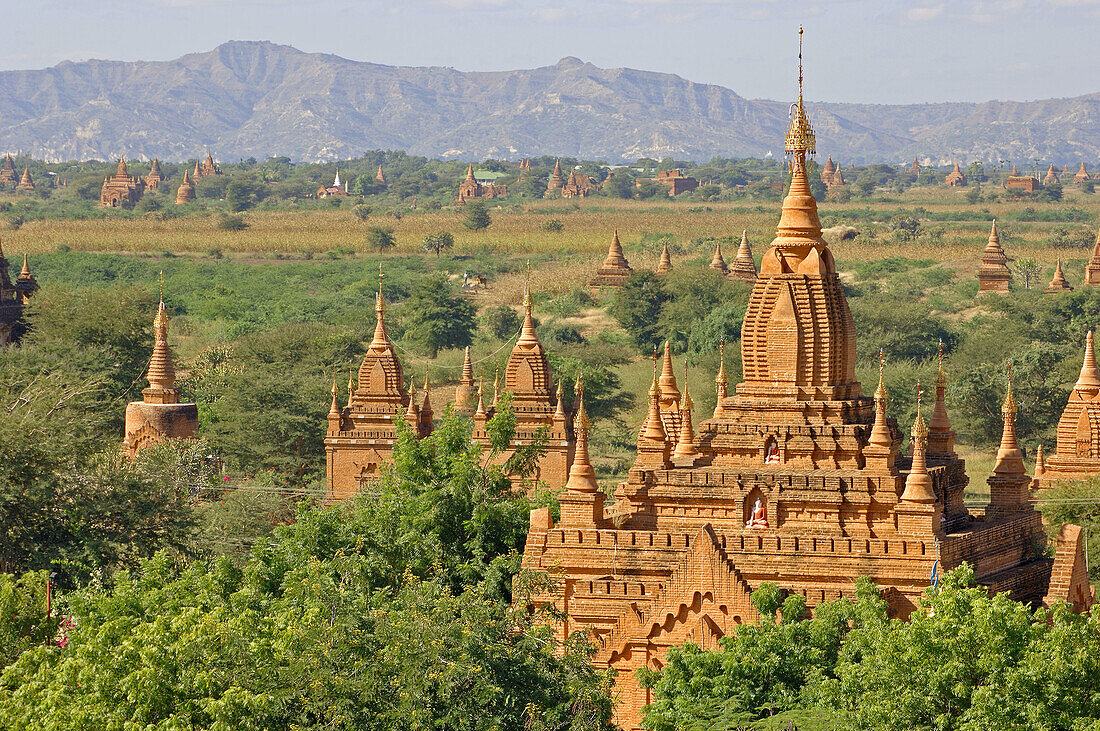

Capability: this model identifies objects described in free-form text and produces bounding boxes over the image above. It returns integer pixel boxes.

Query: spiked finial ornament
[1003,361,1017,416]
[784,26,816,157]
[874,348,887,403]
[912,380,927,440]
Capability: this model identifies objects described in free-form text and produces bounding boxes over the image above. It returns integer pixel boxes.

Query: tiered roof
[977,220,1011,293]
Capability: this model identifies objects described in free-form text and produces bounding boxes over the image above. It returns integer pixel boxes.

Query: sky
[2,0,1098,104]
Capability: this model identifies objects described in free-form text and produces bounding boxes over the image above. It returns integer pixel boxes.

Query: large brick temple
[520,40,1093,730]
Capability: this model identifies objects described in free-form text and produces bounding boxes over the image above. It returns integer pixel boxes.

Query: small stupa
[709,239,729,275]
[1044,260,1073,293]
[729,230,757,283]
[976,220,1011,294]
[655,239,673,275]
[590,230,633,287]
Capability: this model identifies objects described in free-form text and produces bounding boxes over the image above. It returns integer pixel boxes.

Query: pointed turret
[405,382,421,430]
[865,349,899,475]
[145,299,177,396]
[927,341,957,459]
[1043,163,1060,186]
[1045,260,1073,293]
[1073,331,1100,395]
[1034,444,1047,477]
[987,365,1032,517]
[474,380,487,421]
[900,382,936,504]
[547,159,564,194]
[635,363,671,470]
[565,374,598,493]
[14,253,37,302]
[1074,162,1091,184]
[193,160,202,179]
[376,164,386,184]
[0,153,15,185]
[327,370,342,432]
[116,157,129,178]
[419,373,434,436]
[175,170,195,204]
[673,362,700,462]
[454,346,478,414]
[16,166,34,192]
[591,229,634,287]
[730,230,757,283]
[656,239,673,275]
[709,239,729,275]
[465,163,475,182]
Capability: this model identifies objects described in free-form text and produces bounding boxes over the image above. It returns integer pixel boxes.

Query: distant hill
[0,41,1097,165]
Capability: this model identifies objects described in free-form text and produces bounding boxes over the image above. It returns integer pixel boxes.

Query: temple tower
[590,231,633,287]
[376,165,386,184]
[1037,330,1100,485]
[0,155,16,185]
[15,167,34,192]
[454,346,478,415]
[1043,164,1060,186]
[100,157,145,207]
[200,152,219,177]
[1074,163,1091,184]
[122,287,198,457]
[546,159,564,194]
[145,157,164,190]
[472,275,574,487]
[986,369,1032,519]
[0,239,36,346]
[977,220,1011,293]
[655,239,673,275]
[324,268,425,501]
[945,162,967,186]
[709,239,729,275]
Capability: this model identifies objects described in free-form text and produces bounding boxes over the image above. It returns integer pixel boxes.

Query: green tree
[482,303,522,340]
[421,230,455,257]
[610,271,668,353]
[401,273,477,358]
[462,200,491,230]
[1013,257,1043,289]
[366,225,397,254]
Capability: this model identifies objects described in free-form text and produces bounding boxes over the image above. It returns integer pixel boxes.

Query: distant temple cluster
[457,164,507,203]
[588,228,757,289]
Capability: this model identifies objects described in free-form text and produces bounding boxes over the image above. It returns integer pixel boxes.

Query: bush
[366,225,397,254]
[352,204,372,221]
[463,200,491,230]
[483,304,522,340]
[215,214,248,232]
[541,218,565,233]
[421,231,455,257]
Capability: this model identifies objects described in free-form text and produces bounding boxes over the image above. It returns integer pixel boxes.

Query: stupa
[729,230,757,283]
[546,159,564,195]
[820,155,837,186]
[453,346,478,415]
[324,267,429,501]
[0,239,37,346]
[175,170,195,204]
[945,162,967,186]
[520,31,1089,730]
[977,220,1011,293]
[655,239,673,275]
[122,284,198,457]
[1043,164,1060,186]
[375,165,386,184]
[708,239,729,275]
[1074,163,1091,184]
[145,157,164,190]
[590,230,633,287]
[15,167,34,192]
[100,157,145,207]
[1086,228,1100,286]
[1044,260,1073,293]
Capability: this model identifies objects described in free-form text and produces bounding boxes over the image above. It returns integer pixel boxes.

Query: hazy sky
[3,0,1098,104]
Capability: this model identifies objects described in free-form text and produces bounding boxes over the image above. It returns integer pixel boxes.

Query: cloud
[906,4,944,21]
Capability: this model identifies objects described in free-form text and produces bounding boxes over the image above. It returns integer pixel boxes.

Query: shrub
[215,214,248,232]
[541,218,565,233]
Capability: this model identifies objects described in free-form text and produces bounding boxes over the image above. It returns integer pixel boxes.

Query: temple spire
[658,341,680,402]
[901,381,936,503]
[656,239,673,275]
[565,373,599,493]
[642,362,666,443]
[868,349,892,449]
[674,360,700,460]
[927,339,957,458]
[731,229,758,282]
[328,369,340,417]
[709,239,728,275]
[1073,330,1100,394]
[714,337,728,418]
[987,363,1032,517]
[518,262,539,345]
[992,364,1026,478]
[371,264,390,347]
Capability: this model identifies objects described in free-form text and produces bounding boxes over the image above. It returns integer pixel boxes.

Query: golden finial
[785,25,816,156]
[423,368,430,391]
[348,369,355,400]
[522,260,533,311]
[331,366,338,397]
[912,380,927,439]
[157,270,164,303]
[681,358,693,411]
[1003,360,1017,415]
[575,372,590,434]
[874,348,887,402]
[936,339,947,388]
[574,370,584,398]
[376,263,386,313]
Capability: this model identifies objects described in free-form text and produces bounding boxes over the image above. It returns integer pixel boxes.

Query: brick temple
[0,239,38,346]
[100,158,145,207]
[521,40,1091,730]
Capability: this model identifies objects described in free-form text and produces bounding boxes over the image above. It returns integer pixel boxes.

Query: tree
[352,204,372,221]
[462,200,491,230]
[482,304,522,340]
[610,271,668,353]
[421,230,455,257]
[887,214,922,242]
[366,225,397,254]
[1013,257,1043,289]
[401,273,477,358]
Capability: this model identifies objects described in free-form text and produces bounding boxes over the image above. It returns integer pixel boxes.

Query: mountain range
[0,41,1097,165]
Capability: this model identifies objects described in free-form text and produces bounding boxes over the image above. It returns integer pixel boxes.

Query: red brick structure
[819,155,837,186]
[636,168,700,196]
[708,239,729,275]
[561,170,598,198]
[1086,229,1100,286]
[977,220,1012,294]
[1074,163,1091,184]
[375,165,386,184]
[316,170,348,198]
[199,152,220,178]
[122,297,198,457]
[472,282,575,488]
[324,274,429,501]
[945,162,967,186]
[100,158,145,207]
[1043,164,1060,186]
[1044,260,1073,294]
[0,154,17,186]
[145,157,164,191]
[546,159,564,195]
[15,166,35,193]
[590,230,633,288]
[457,164,507,203]
[1004,165,1040,192]
[175,170,195,205]
[521,46,1086,728]
[908,156,921,176]
[453,346,478,416]
[729,230,758,283]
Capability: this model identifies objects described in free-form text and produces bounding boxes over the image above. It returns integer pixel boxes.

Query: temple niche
[520,33,1092,731]
[122,293,198,457]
